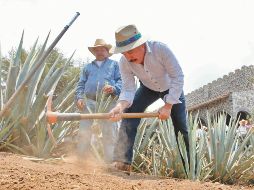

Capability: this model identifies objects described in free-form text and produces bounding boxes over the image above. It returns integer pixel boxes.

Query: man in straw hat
[237,119,248,141]
[75,39,122,163]
[109,25,189,172]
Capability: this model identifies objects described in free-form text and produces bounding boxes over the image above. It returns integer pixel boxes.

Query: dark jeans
[113,83,189,164]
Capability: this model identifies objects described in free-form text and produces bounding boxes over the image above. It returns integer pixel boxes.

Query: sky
[0,0,254,102]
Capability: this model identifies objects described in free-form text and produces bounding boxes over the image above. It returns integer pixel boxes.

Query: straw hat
[110,24,148,54]
[88,39,112,56]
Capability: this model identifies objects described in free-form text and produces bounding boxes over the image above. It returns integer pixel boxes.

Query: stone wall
[188,96,232,126]
[232,90,254,117]
[186,65,254,108]
[185,65,254,124]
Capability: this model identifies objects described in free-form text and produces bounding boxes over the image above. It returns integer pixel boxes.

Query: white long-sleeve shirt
[118,40,184,105]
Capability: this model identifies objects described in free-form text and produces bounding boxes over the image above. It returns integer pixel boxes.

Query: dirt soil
[0,152,252,190]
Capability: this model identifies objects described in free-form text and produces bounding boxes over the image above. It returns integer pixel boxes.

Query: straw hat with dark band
[110,24,148,54]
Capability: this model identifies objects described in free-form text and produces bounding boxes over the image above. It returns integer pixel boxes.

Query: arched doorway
[236,111,251,121]
[216,111,232,126]
[197,118,207,127]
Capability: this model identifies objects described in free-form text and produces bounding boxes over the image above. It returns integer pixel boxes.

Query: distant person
[75,39,122,163]
[237,119,248,142]
[196,123,203,141]
[109,24,189,173]
[245,119,252,131]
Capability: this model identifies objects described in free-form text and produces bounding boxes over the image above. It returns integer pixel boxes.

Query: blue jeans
[113,83,189,164]
[77,99,118,163]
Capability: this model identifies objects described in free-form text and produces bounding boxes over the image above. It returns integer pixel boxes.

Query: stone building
[185,65,254,126]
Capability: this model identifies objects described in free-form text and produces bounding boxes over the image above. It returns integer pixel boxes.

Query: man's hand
[109,100,130,122]
[76,99,85,111]
[158,103,172,120]
[103,84,115,94]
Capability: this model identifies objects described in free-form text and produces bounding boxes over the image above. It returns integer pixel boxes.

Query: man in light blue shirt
[109,25,189,172]
[75,39,122,163]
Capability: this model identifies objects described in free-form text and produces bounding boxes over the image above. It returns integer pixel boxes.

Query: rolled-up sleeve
[159,43,184,104]
[118,57,136,106]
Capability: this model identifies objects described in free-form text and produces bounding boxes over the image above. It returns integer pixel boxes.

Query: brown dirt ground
[0,152,253,190]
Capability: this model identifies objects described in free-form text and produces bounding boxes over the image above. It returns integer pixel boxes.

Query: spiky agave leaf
[16,37,39,88]
[52,76,77,109]
[5,31,24,101]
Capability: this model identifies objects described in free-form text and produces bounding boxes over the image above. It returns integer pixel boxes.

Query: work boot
[113,161,132,175]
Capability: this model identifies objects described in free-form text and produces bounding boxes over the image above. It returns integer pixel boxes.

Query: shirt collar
[92,58,108,64]
[145,41,152,54]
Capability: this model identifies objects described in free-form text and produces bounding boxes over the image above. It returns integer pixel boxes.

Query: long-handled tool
[46,94,159,124]
[0,12,80,118]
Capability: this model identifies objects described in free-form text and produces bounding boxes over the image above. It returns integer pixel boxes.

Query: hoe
[46,94,159,124]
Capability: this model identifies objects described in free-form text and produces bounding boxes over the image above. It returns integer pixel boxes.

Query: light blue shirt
[75,58,122,100]
[119,41,184,105]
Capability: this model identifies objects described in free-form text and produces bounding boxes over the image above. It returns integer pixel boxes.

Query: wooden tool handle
[71,112,158,120]
[57,112,159,121]
[121,112,159,119]
[47,112,159,123]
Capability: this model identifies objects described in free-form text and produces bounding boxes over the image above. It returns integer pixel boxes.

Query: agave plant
[133,118,187,178]
[0,32,78,158]
[204,113,254,184]
[133,112,254,184]
[133,114,210,180]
